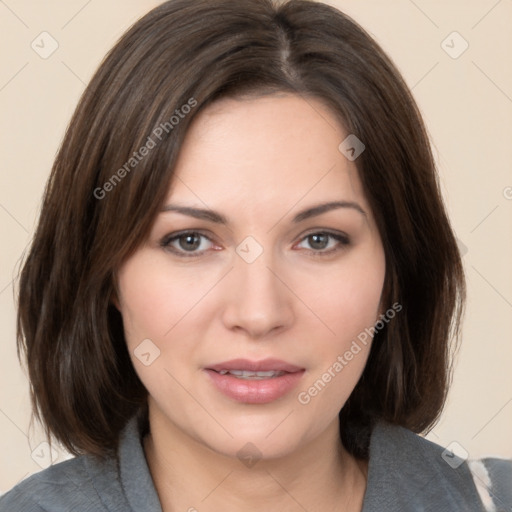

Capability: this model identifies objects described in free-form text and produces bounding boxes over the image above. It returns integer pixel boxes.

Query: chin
[194,414,315,463]
[205,432,304,464]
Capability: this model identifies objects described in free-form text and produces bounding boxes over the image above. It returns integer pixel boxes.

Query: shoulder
[0,413,159,512]
[0,451,123,512]
[364,422,512,511]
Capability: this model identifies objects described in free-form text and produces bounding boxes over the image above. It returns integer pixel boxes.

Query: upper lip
[205,358,304,373]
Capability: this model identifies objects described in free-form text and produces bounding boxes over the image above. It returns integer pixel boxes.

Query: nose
[221,248,294,339]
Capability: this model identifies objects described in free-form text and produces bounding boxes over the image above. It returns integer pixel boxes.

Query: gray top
[1,415,510,511]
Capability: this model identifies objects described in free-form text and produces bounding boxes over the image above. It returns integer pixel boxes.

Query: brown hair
[16,0,465,459]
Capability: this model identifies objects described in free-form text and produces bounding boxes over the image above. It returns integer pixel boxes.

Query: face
[116,94,386,459]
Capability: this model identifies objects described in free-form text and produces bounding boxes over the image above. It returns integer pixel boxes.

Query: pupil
[180,234,200,251]
[310,234,328,250]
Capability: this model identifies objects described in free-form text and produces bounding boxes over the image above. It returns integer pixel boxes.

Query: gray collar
[362,422,485,511]
[118,415,163,512]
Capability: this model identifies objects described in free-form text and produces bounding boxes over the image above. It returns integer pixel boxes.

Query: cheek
[116,251,198,345]
[298,248,386,345]
[295,254,384,415]
[116,250,222,388]
[116,253,186,393]
[292,244,385,414]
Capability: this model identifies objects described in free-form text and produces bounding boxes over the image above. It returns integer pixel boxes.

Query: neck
[143,405,368,512]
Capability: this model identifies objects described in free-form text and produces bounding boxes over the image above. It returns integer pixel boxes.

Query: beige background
[1,0,511,494]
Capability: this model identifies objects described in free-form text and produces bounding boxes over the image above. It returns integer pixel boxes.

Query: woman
[1,0,509,510]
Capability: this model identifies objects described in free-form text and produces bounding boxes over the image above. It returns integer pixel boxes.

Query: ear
[110,272,121,310]
[110,291,120,310]
[376,272,391,322]
[375,294,387,324]
[375,309,385,326]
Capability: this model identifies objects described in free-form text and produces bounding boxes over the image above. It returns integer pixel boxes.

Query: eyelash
[159,230,350,258]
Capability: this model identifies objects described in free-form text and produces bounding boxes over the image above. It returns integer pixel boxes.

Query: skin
[115,94,386,512]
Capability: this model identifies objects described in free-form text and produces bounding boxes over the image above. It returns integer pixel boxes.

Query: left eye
[296,232,349,253]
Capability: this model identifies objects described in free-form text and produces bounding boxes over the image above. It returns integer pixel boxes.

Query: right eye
[160,231,217,257]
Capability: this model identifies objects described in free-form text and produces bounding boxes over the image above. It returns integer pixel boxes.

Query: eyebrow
[160,200,366,224]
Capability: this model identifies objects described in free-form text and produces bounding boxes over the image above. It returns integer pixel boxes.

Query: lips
[203,358,305,404]
[205,358,303,373]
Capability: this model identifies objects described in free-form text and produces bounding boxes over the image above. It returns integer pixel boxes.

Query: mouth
[203,358,305,404]
[213,369,287,380]
[205,357,304,374]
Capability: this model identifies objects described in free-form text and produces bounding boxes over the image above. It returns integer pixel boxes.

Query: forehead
[166,94,368,213]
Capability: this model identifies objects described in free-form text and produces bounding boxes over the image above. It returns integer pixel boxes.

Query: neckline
[115,415,485,512]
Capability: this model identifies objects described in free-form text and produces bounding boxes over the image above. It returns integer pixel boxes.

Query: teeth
[218,370,285,379]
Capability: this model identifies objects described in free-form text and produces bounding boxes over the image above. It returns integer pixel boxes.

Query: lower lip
[204,369,305,404]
